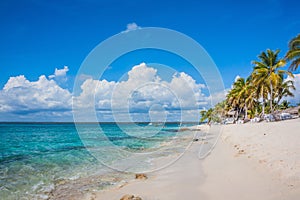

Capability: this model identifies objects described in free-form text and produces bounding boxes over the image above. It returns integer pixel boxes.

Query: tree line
[200,34,300,124]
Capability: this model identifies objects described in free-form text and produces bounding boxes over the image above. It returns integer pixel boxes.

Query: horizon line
[0,121,200,124]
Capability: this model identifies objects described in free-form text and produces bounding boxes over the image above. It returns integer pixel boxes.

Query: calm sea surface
[0,123,196,199]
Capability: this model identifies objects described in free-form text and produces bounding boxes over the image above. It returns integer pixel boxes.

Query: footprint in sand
[259,159,266,164]
[234,149,246,157]
[238,149,245,154]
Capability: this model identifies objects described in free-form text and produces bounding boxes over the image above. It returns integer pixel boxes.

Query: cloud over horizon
[0,64,210,121]
[1,75,72,112]
[2,63,298,122]
[73,63,207,122]
[48,66,69,86]
[285,73,300,104]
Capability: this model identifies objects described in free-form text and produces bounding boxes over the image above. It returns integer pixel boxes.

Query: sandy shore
[201,118,300,200]
[83,119,300,200]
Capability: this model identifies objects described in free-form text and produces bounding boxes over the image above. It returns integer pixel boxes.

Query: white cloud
[74,78,116,109]
[48,66,69,83]
[1,75,72,113]
[0,63,216,122]
[230,75,241,89]
[122,22,141,33]
[73,63,208,122]
[234,75,241,82]
[206,90,228,106]
[55,66,69,77]
[77,74,93,81]
[284,73,300,104]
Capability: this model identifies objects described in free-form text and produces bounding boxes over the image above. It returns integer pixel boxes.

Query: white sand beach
[200,118,300,200]
[83,118,300,200]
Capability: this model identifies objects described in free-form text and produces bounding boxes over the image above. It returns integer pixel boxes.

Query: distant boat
[147,122,165,127]
[153,122,164,127]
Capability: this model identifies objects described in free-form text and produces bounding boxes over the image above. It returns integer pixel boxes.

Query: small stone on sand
[135,174,147,180]
[120,194,134,200]
[120,194,142,200]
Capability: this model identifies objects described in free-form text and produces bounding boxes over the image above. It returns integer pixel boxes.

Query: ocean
[0,122,197,200]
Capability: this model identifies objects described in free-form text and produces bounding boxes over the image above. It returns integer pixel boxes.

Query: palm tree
[251,73,269,116]
[252,49,293,114]
[279,100,291,110]
[226,77,254,120]
[273,76,295,110]
[226,81,242,120]
[285,34,300,71]
[214,100,228,122]
[243,77,257,119]
[200,108,214,124]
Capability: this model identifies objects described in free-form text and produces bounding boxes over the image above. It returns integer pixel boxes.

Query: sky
[0,0,300,122]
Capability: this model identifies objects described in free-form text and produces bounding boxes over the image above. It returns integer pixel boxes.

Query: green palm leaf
[285,34,300,71]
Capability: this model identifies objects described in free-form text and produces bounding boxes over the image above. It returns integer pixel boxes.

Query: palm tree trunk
[236,108,241,121]
[261,87,265,116]
[270,80,273,114]
[275,90,286,111]
[234,108,238,123]
[245,105,248,120]
[262,98,265,116]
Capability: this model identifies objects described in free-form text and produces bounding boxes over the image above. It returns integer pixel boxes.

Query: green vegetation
[200,34,299,123]
[251,49,293,114]
[200,108,214,124]
[285,34,300,71]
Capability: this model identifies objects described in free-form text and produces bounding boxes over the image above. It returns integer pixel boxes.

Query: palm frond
[286,34,300,71]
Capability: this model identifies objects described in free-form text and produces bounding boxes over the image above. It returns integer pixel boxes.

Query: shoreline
[82,118,300,200]
[83,132,205,200]
[48,125,197,200]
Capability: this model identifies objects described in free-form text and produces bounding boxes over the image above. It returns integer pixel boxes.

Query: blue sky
[0,0,300,121]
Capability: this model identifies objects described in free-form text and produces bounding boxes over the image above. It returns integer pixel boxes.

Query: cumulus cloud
[74,78,116,109]
[206,90,228,106]
[284,73,300,104]
[48,66,69,83]
[122,22,141,33]
[1,75,72,114]
[73,63,207,122]
[1,63,213,121]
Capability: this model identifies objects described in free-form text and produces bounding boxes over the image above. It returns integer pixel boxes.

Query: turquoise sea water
[0,123,196,200]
